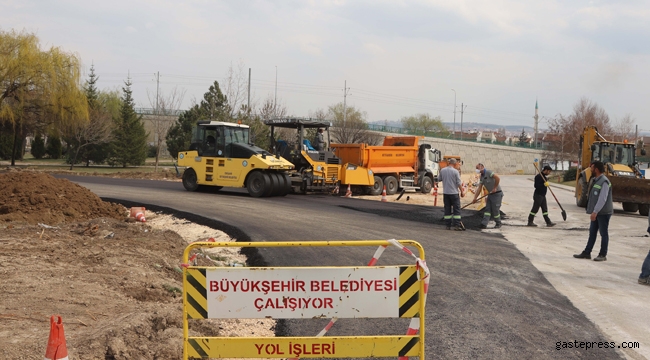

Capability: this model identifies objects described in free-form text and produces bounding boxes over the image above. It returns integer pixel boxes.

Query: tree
[327,103,383,145]
[166,103,202,159]
[0,123,14,160]
[30,133,46,159]
[147,86,185,171]
[45,134,62,159]
[0,30,88,165]
[400,113,448,136]
[165,81,230,159]
[62,65,116,169]
[518,128,528,147]
[109,78,148,167]
[547,98,611,157]
[611,114,635,141]
[202,81,229,121]
[223,60,249,118]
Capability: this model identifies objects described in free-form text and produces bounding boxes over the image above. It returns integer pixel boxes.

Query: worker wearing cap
[472,163,503,229]
[439,158,465,230]
[527,165,557,227]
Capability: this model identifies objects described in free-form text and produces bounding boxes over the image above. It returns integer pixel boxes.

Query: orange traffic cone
[381,185,388,202]
[345,184,352,198]
[130,207,146,222]
[45,315,69,360]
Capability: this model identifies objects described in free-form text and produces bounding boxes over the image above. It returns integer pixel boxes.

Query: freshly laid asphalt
[58,175,623,359]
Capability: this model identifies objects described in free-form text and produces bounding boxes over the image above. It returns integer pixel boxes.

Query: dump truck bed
[332,138,420,175]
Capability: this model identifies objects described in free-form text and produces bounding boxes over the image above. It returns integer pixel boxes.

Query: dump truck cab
[576,126,649,215]
[177,120,294,197]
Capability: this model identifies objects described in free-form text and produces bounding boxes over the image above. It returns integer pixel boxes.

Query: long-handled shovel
[461,193,489,209]
[533,162,567,221]
[461,189,503,210]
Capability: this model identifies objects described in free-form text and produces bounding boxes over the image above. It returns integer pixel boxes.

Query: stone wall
[376,132,545,175]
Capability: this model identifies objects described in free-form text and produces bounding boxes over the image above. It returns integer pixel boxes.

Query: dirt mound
[0,171,125,225]
[0,170,273,359]
[0,218,188,359]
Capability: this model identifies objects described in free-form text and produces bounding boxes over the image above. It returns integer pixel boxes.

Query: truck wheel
[639,204,649,216]
[420,176,433,194]
[576,176,588,207]
[247,171,269,198]
[383,176,398,195]
[369,176,384,195]
[182,168,199,191]
[622,202,639,212]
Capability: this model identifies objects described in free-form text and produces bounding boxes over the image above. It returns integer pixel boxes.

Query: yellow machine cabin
[177,121,294,197]
[576,126,650,215]
[264,118,374,193]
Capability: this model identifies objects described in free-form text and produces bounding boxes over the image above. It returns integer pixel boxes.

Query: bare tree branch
[147,87,186,171]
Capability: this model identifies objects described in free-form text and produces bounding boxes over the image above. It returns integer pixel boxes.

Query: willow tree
[0,29,88,165]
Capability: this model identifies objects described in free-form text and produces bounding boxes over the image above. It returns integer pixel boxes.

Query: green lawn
[2,155,178,175]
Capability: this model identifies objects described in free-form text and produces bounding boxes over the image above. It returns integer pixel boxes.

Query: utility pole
[155,71,160,115]
[460,103,467,141]
[274,66,278,116]
[247,68,251,113]
[451,89,456,139]
[534,99,539,149]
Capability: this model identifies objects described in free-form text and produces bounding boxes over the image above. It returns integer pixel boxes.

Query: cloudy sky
[3,0,650,130]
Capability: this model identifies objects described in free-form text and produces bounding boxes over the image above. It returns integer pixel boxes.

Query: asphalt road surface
[59,175,626,359]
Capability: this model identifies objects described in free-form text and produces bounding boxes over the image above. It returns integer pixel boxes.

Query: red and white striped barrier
[289,240,430,360]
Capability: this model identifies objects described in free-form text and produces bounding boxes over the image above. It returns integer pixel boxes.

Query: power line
[95,71,538,122]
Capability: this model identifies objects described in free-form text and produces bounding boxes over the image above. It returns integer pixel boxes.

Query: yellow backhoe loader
[575,126,650,215]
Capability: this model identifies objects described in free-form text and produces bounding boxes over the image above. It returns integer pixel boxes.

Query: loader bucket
[609,176,650,205]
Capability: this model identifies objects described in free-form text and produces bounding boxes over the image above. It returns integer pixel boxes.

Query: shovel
[461,189,503,210]
[533,162,567,221]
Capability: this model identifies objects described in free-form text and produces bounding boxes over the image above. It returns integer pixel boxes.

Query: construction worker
[472,163,503,229]
[314,128,326,151]
[574,161,613,262]
[439,158,465,230]
[527,165,556,227]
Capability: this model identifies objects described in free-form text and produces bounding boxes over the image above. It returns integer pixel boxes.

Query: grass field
[1,155,179,176]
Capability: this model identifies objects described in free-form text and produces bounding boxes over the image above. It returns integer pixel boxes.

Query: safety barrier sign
[181,240,429,359]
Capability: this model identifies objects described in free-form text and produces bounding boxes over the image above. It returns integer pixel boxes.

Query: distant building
[477,131,497,143]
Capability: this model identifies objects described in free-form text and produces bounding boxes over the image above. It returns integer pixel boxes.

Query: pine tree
[518,128,528,147]
[46,135,62,159]
[165,80,229,158]
[166,105,202,159]
[109,77,148,167]
[84,65,100,109]
[31,134,46,159]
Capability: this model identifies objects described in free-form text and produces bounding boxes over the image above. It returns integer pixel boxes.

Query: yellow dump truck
[575,126,650,215]
[177,121,295,197]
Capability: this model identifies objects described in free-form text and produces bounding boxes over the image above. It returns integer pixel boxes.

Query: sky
[3,0,650,132]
